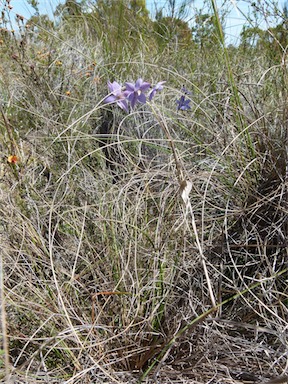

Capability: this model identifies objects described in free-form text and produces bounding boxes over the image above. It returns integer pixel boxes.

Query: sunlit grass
[0,0,287,383]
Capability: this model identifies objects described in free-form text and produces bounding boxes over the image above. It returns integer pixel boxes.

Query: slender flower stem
[152,105,216,308]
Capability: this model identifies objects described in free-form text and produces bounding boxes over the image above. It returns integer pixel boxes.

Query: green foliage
[240,1,288,64]
[153,15,193,50]
[27,0,39,14]
[240,22,288,64]
[240,25,264,47]
[191,13,221,48]
[52,0,153,60]
[129,0,149,18]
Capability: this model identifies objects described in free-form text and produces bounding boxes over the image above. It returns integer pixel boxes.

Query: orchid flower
[103,81,129,113]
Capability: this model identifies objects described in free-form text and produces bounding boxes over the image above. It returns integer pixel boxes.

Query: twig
[180,180,216,308]
[0,250,10,380]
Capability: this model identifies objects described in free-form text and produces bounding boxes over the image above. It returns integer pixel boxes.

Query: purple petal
[128,92,138,109]
[138,93,146,104]
[108,81,121,93]
[181,86,191,95]
[180,100,191,110]
[123,90,130,98]
[176,95,185,109]
[125,82,136,92]
[149,89,156,101]
[135,78,143,90]
[104,95,117,104]
[139,81,151,92]
[149,81,165,100]
[155,81,166,90]
[117,99,129,113]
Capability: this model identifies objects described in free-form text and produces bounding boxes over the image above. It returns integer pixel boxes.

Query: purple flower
[181,86,192,95]
[104,81,129,113]
[149,81,166,101]
[176,95,191,111]
[125,78,151,109]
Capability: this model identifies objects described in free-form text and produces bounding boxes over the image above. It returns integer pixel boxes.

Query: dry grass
[0,1,288,383]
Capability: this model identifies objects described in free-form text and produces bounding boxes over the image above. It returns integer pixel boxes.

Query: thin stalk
[0,104,19,155]
[0,251,10,381]
[151,105,185,183]
[210,0,255,158]
[151,106,216,307]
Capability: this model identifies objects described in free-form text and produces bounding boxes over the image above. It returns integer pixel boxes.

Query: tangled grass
[0,1,287,383]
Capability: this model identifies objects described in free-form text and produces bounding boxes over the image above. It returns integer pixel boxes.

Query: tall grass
[0,0,287,383]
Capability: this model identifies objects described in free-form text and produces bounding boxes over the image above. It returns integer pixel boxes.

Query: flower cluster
[103,79,191,113]
[176,86,191,111]
[103,78,165,113]
[7,155,19,164]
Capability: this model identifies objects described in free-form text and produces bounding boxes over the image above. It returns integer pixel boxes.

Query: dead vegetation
[0,0,288,383]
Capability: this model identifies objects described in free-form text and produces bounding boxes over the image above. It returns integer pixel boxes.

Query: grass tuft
[0,0,287,383]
